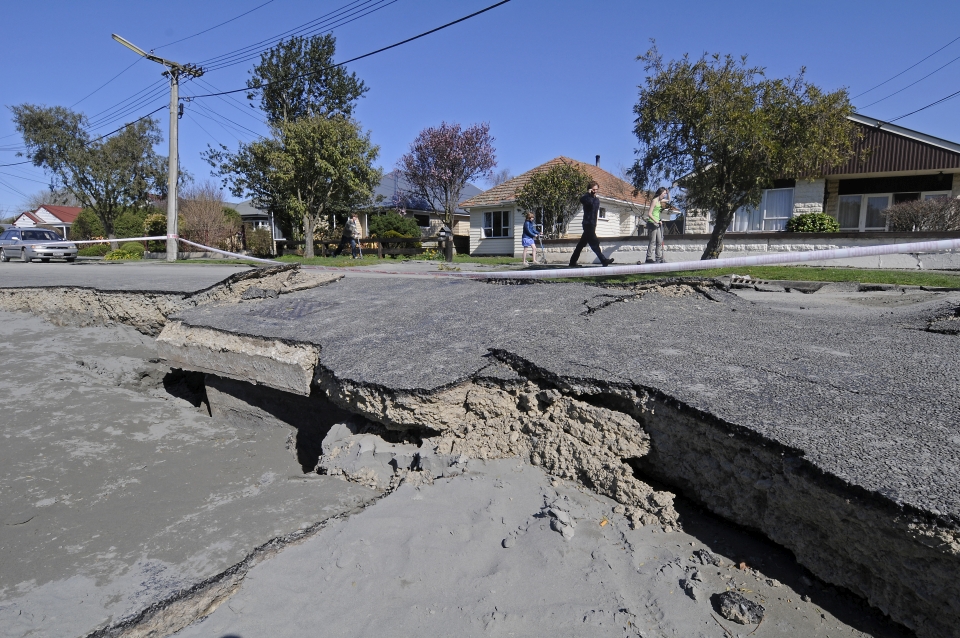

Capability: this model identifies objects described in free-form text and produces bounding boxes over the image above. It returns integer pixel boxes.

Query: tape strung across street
[28,234,960,279]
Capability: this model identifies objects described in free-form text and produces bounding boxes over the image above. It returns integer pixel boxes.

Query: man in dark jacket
[568,181,614,267]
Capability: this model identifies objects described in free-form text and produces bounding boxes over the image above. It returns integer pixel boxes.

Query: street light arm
[112,33,185,71]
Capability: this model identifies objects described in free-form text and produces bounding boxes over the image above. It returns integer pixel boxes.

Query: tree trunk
[108,233,119,251]
[303,214,315,258]
[701,206,735,260]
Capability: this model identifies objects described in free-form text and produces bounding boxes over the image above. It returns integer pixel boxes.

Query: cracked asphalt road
[171,277,960,521]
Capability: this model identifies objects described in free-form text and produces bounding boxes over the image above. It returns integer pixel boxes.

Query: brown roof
[460,157,651,209]
[37,205,82,223]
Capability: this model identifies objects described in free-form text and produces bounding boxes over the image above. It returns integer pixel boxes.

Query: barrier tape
[9,233,959,280]
[455,237,960,280]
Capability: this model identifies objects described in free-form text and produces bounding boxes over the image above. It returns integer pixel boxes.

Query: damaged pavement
[1,263,958,637]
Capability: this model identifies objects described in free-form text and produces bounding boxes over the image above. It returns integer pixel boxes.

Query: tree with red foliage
[398,122,497,229]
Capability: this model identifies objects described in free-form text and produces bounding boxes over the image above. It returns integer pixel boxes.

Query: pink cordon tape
[167,234,179,239]
[177,238,280,265]
[456,237,960,280]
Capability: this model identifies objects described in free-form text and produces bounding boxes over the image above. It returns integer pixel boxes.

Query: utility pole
[112,34,203,262]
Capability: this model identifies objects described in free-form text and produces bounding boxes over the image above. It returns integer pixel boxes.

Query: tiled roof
[35,205,82,223]
[460,157,651,209]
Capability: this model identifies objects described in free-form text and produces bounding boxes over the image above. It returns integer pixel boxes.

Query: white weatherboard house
[460,157,651,256]
[12,205,82,238]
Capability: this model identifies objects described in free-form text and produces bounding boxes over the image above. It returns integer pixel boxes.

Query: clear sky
[2,0,959,216]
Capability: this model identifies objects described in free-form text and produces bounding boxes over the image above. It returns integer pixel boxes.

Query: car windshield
[22,230,62,241]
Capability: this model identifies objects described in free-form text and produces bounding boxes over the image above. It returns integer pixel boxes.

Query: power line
[858,51,960,109]
[70,58,143,108]
[0,170,50,185]
[202,0,402,73]
[190,0,513,100]
[852,34,960,99]
[197,0,381,70]
[154,0,278,50]
[888,86,960,122]
[191,101,262,137]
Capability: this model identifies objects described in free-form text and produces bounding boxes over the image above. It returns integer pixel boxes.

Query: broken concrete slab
[161,276,960,636]
[0,312,378,638]
[0,263,340,335]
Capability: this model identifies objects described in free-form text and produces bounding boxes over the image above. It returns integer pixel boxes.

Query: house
[12,205,82,238]
[723,114,960,233]
[370,171,482,237]
[460,157,651,256]
[230,200,286,243]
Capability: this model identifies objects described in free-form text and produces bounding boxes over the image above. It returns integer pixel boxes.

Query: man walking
[568,181,614,267]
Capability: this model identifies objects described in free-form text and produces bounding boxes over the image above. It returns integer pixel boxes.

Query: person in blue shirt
[521,212,541,265]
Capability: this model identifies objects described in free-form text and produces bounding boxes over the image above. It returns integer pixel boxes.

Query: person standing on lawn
[644,187,669,264]
[568,181,614,268]
[521,212,541,265]
[334,212,363,259]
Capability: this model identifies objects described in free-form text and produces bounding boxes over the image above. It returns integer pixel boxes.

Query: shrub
[786,212,840,233]
[78,243,110,257]
[885,197,960,232]
[71,209,105,240]
[369,212,421,238]
[120,242,145,257]
[104,249,141,261]
[143,213,167,251]
[247,227,274,258]
[179,182,239,249]
[114,210,149,239]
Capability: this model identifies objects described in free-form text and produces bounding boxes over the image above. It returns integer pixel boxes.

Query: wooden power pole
[112,34,203,262]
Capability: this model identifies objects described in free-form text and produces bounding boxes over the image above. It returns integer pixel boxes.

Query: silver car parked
[0,228,78,263]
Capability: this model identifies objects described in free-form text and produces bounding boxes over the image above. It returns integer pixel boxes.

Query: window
[413,214,430,227]
[0,231,10,240]
[22,230,60,241]
[837,194,890,231]
[924,191,950,200]
[598,207,607,219]
[482,211,510,238]
[729,188,795,231]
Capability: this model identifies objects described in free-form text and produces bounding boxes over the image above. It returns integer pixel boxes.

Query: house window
[729,188,794,231]
[413,214,430,227]
[837,194,890,231]
[923,191,950,200]
[482,211,510,238]
[599,207,607,219]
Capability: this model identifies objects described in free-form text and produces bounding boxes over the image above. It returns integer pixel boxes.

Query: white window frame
[482,210,511,238]
[728,187,795,232]
[922,191,951,200]
[837,193,891,231]
[598,207,607,220]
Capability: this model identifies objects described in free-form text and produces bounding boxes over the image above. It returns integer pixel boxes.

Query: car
[0,228,79,263]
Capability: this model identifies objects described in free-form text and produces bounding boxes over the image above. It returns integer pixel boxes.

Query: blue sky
[2,0,959,215]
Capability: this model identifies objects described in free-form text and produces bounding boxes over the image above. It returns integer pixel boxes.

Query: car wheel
[0,250,8,262]
[66,257,76,262]
[41,258,50,263]
[22,250,31,263]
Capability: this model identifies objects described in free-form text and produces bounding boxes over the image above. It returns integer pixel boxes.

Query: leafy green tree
[514,162,592,237]
[247,34,367,124]
[368,212,421,238]
[114,209,150,239]
[629,46,858,259]
[210,115,381,258]
[11,104,166,240]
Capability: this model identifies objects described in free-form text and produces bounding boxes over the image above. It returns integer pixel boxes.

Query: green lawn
[566,265,960,288]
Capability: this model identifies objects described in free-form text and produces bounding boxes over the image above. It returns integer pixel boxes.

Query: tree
[24,187,82,210]
[398,122,497,229]
[210,115,381,258]
[629,46,858,259]
[514,161,592,237]
[179,182,240,249]
[368,212,421,238]
[11,104,166,240]
[247,34,367,124]
[487,167,512,187]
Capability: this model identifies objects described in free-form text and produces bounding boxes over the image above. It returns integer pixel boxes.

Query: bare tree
[885,197,960,232]
[179,182,240,249]
[487,167,512,187]
[23,187,83,210]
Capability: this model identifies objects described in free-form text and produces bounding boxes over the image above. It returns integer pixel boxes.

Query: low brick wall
[540,232,960,269]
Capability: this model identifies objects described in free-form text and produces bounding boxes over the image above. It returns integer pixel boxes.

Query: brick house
[718,114,960,233]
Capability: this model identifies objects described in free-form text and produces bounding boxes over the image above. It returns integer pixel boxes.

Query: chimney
[595,155,600,167]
